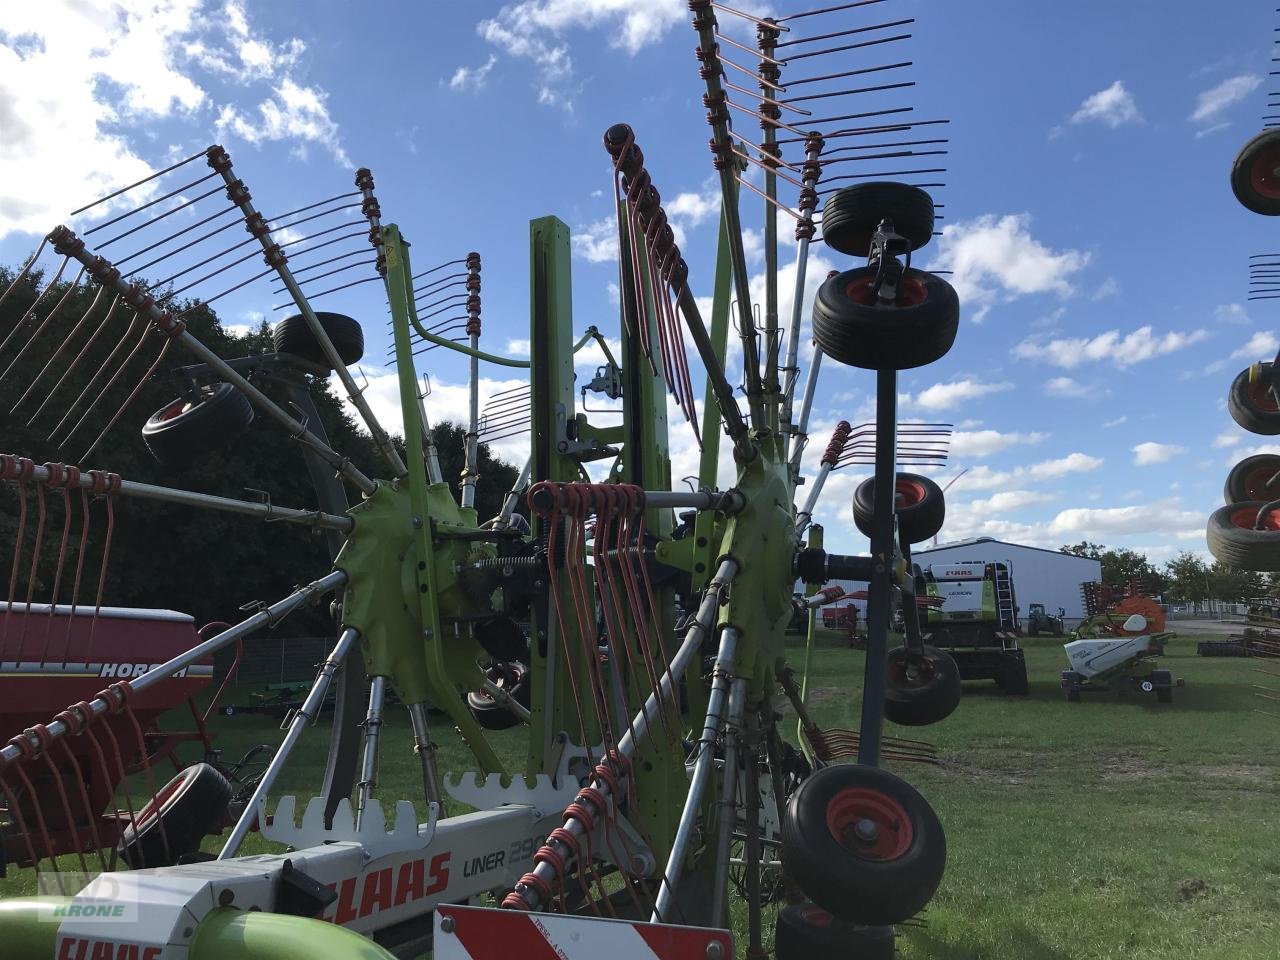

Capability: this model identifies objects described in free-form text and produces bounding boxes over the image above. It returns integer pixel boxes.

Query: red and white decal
[434,904,733,960]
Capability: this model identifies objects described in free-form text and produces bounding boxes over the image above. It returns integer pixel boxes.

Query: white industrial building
[911,537,1102,627]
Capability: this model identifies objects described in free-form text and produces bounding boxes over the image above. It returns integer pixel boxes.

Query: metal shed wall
[911,539,1102,624]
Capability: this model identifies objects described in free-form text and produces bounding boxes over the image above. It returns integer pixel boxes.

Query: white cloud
[448,54,498,92]
[1069,80,1142,128]
[1212,427,1243,449]
[1215,303,1250,325]
[1131,441,1184,465]
[1223,443,1280,465]
[216,77,348,164]
[1231,330,1279,360]
[571,217,619,263]
[1190,74,1262,124]
[1102,415,1127,428]
[0,1,346,238]
[1048,500,1203,537]
[1012,325,1208,369]
[926,214,1090,317]
[1044,376,1090,398]
[666,190,719,226]
[1092,277,1120,300]
[1026,453,1103,479]
[476,0,688,109]
[949,429,1046,458]
[905,378,1013,412]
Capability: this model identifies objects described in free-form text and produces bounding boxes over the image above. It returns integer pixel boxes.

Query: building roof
[913,537,1102,563]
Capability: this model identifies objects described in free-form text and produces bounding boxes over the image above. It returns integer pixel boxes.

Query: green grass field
[4,629,1278,958]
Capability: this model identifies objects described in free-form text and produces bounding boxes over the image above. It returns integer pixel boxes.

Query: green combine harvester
[919,560,1029,695]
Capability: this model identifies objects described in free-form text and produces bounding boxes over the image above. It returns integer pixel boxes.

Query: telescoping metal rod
[653,626,742,922]
[492,457,532,529]
[709,676,748,927]
[461,253,482,510]
[209,149,407,480]
[6,460,353,532]
[789,347,825,475]
[354,675,387,828]
[780,133,826,440]
[416,388,445,485]
[220,627,360,858]
[796,420,851,534]
[508,559,739,910]
[0,570,347,767]
[48,227,377,496]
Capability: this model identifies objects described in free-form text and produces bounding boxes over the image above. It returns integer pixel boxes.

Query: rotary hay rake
[0,2,968,958]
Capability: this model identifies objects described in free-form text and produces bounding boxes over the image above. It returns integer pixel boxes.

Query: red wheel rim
[1249,141,1280,200]
[1247,377,1279,412]
[157,399,190,422]
[1241,464,1280,501]
[895,478,927,507]
[1230,506,1280,531]
[826,787,913,860]
[845,275,928,308]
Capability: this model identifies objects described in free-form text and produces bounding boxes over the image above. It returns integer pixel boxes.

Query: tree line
[1058,541,1274,603]
[0,265,518,632]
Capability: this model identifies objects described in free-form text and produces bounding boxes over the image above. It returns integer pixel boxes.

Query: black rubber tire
[775,902,894,960]
[1002,655,1030,696]
[1152,669,1174,704]
[853,472,945,544]
[118,763,232,868]
[1197,640,1248,657]
[812,267,959,371]
[883,644,962,726]
[821,182,935,257]
[781,764,945,925]
[1231,129,1280,215]
[273,312,364,370]
[467,662,530,730]
[141,382,254,466]
[1228,364,1280,435]
[1225,454,1280,506]
[1207,502,1280,570]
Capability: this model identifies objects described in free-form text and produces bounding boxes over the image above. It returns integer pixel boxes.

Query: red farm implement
[0,594,240,869]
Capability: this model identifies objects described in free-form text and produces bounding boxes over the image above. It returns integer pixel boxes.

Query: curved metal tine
[272,247,370,285]
[183,266,276,316]
[715,30,785,65]
[722,75,813,115]
[480,425,532,443]
[58,316,155,448]
[273,257,376,294]
[776,0,889,22]
[787,55,914,90]
[269,201,363,238]
[84,171,221,236]
[818,166,946,186]
[720,53,788,92]
[736,175,805,221]
[488,384,532,400]
[0,255,71,354]
[413,273,467,297]
[418,336,469,353]
[775,17,913,50]
[96,183,226,249]
[820,148,948,168]
[1,264,88,383]
[481,400,532,420]
[408,328,469,357]
[0,237,50,312]
[68,148,209,217]
[711,1,791,29]
[412,257,467,281]
[147,234,260,291]
[784,31,911,65]
[270,274,380,311]
[119,206,243,276]
[45,305,139,439]
[14,286,110,414]
[781,76,914,107]
[774,109,923,144]
[162,245,264,300]
[823,136,949,156]
[270,191,362,223]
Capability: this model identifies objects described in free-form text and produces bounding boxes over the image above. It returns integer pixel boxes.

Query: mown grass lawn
[4,629,1278,959]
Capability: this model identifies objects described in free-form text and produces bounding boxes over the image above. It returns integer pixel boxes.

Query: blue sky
[2,0,1279,564]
